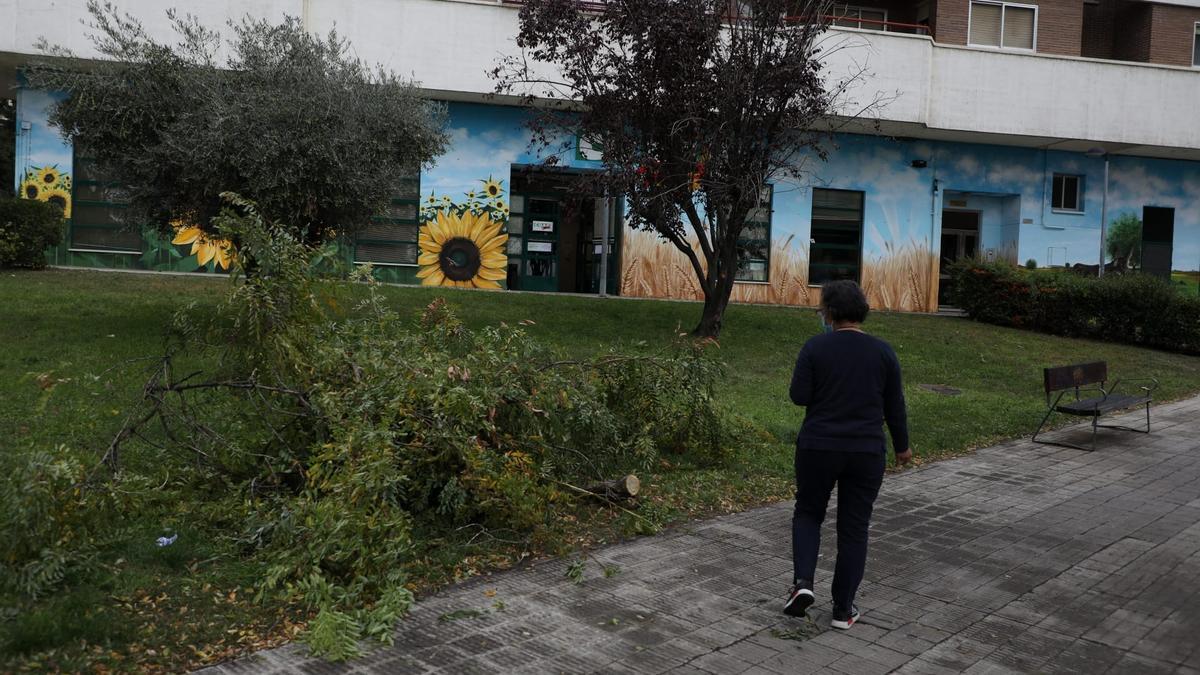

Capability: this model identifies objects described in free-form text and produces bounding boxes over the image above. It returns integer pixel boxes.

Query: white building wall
[3,0,1198,152]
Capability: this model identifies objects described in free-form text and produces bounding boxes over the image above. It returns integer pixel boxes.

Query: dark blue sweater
[789,330,909,455]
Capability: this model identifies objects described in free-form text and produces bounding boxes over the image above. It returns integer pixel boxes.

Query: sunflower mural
[170,220,236,271]
[416,176,509,289]
[18,164,73,218]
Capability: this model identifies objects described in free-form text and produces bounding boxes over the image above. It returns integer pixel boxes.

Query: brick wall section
[933,0,969,45]
[1037,0,1085,55]
[1149,3,1200,67]
[932,0,1084,55]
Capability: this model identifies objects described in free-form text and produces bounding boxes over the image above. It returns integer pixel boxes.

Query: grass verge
[3,268,1199,671]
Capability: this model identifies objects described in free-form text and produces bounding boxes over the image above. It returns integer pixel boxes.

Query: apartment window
[969,1,1037,50]
[354,168,421,266]
[809,188,864,284]
[70,148,143,253]
[1051,174,1084,212]
[832,5,888,31]
[1193,22,1199,67]
[735,186,773,282]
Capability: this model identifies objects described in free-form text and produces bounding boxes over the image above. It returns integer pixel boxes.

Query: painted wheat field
[620,229,938,312]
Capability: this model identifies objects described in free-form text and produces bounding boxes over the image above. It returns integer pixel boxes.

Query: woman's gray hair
[820,280,870,323]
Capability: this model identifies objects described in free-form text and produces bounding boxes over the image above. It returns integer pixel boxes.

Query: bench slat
[1044,361,1107,393]
[1056,394,1151,415]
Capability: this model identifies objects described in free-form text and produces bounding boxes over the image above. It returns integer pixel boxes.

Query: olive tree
[1106,213,1142,271]
[25,1,447,244]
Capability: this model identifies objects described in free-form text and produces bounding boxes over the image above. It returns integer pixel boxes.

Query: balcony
[3,0,1197,158]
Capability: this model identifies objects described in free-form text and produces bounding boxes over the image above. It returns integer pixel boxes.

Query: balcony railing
[496,1,931,36]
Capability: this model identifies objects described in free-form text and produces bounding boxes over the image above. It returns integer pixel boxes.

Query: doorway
[507,167,619,294]
[1141,206,1174,280]
[939,210,981,306]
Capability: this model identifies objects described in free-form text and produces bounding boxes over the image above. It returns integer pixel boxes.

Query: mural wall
[15,86,236,273]
[13,87,1200,303]
[14,89,72,217]
[621,135,1200,308]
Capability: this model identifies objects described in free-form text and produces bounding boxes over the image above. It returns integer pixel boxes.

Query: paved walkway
[199,397,1200,674]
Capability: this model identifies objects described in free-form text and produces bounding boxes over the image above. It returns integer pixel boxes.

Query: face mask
[818,311,833,334]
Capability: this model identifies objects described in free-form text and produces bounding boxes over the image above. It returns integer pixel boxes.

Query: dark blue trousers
[792,449,885,610]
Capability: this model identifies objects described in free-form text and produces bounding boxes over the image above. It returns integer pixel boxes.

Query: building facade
[4,0,1199,309]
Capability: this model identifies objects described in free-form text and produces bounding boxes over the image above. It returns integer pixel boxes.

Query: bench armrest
[1109,378,1159,397]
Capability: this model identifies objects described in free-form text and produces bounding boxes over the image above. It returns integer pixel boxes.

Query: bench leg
[1095,403,1153,435]
[1032,408,1098,452]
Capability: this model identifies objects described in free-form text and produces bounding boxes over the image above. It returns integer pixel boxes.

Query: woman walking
[783,280,911,629]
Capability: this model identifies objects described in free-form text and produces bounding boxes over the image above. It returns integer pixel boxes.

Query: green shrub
[0,197,64,269]
[949,260,1200,354]
[0,445,119,599]
[1024,258,1037,270]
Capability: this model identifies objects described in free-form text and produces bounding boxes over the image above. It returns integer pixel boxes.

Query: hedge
[0,197,64,269]
[948,260,1200,354]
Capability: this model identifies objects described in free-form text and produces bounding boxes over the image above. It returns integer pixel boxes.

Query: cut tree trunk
[585,474,641,502]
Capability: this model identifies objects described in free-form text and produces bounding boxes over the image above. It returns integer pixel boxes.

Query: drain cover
[919,384,962,396]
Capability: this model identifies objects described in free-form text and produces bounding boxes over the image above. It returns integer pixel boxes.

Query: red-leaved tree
[495,0,883,337]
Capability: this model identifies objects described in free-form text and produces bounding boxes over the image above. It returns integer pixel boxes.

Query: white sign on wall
[531,220,554,233]
[527,241,553,253]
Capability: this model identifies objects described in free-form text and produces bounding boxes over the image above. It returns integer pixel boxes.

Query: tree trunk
[693,289,731,338]
[692,243,739,338]
[585,475,641,501]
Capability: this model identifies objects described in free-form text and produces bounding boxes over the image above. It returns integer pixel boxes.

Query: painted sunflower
[20,180,42,201]
[417,210,507,289]
[171,222,235,270]
[37,166,61,187]
[43,187,72,219]
[481,177,504,199]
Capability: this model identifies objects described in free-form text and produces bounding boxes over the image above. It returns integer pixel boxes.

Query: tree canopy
[25,1,448,243]
[1106,213,1142,270]
[495,0,878,337]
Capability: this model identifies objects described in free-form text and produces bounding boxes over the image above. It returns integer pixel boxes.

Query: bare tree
[495,0,885,337]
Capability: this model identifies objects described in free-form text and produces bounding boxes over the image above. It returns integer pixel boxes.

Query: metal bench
[1032,361,1158,452]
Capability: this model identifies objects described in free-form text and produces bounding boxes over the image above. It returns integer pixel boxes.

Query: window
[831,5,888,31]
[1193,22,1199,67]
[1051,174,1084,212]
[969,1,1037,50]
[354,167,421,266]
[809,188,864,284]
[70,148,143,253]
[735,186,773,282]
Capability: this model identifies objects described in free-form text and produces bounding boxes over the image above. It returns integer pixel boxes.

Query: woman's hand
[895,448,912,465]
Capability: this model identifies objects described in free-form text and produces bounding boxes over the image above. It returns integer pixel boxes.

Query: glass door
[522,197,560,292]
[939,210,981,306]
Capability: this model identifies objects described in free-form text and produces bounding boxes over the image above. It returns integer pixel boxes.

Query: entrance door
[508,167,619,294]
[1141,206,1174,280]
[939,210,981,306]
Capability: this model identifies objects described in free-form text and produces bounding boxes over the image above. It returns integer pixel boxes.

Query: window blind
[1003,6,1035,49]
[970,2,1003,47]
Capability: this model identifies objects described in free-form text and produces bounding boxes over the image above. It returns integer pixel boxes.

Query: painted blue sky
[14,88,72,189]
[424,102,601,201]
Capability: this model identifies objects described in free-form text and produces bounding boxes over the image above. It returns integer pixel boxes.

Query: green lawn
[4,268,1200,671]
[8,268,1200,460]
